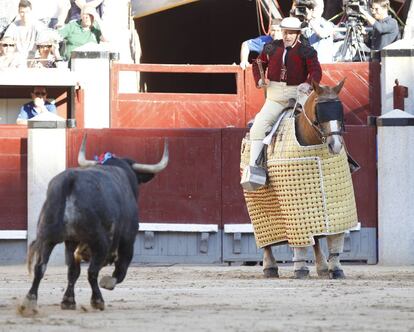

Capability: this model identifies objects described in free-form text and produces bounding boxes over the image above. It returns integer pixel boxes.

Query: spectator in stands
[359,0,400,51]
[58,5,107,61]
[240,18,282,70]
[30,0,70,29]
[16,86,57,125]
[0,36,24,69]
[28,34,58,68]
[4,0,46,60]
[301,0,335,63]
[65,0,104,23]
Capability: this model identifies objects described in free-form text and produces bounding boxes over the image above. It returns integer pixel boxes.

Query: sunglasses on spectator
[33,92,47,96]
[38,45,52,49]
[1,43,15,47]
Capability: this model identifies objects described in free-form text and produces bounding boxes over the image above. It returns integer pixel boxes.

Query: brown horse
[262,78,348,279]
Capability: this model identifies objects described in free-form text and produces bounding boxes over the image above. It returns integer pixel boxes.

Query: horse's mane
[295,91,321,146]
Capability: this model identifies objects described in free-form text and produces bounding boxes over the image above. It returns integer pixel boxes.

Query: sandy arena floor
[0,264,413,332]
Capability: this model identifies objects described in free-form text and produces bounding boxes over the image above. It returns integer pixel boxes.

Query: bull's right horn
[78,134,98,167]
[132,139,169,174]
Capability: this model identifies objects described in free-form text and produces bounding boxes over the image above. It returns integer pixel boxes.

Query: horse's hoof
[317,268,330,278]
[329,268,346,279]
[99,276,117,290]
[17,295,39,317]
[263,267,279,278]
[294,267,310,279]
[61,296,76,310]
[91,298,105,311]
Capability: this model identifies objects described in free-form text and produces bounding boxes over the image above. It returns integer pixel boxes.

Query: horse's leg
[313,239,329,277]
[293,247,310,279]
[262,246,279,278]
[327,233,346,279]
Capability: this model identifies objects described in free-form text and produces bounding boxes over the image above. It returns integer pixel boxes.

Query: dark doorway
[135,0,268,93]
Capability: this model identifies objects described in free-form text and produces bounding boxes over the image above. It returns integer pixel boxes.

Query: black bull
[19,135,169,315]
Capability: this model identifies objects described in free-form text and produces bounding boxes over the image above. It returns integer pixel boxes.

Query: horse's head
[302,79,346,154]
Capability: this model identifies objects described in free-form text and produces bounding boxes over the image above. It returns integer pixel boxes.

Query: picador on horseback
[240,17,359,279]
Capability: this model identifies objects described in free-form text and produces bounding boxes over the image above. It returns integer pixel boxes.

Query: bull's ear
[138,173,155,184]
[311,79,323,95]
[333,78,346,95]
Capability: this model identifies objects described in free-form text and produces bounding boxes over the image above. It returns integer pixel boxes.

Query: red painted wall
[0,127,28,230]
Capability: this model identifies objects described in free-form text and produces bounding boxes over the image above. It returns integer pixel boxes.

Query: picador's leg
[327,233,346,279]
[100,234,134,290]
[249,140,265,167]
[241,99,284,191]
[88,237,109,310]
[61,241,81,310]
[293,247,310,279]
[262,246,279,278]
[313,239,329,277]
[19,241,56,316]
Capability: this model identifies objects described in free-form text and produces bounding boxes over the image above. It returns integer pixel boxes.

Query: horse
[258,78,352,279]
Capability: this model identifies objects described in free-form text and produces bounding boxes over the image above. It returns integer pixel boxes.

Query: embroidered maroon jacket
[252,40,322,86]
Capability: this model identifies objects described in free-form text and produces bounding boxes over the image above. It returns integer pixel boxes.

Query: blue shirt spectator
[240,18,282,70]
[16,87,57,125]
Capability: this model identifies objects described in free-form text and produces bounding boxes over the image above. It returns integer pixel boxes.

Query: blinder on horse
[314,99,345,142]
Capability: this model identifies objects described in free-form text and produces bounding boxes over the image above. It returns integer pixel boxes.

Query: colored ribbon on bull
[94,152,115,164]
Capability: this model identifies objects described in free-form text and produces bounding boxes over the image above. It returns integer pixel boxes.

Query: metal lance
[256,58,267,98]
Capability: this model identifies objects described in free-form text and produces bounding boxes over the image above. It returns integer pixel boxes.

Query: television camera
[336,0,371,61]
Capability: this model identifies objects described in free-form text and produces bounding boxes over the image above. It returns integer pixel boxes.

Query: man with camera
[298,0,335,63]
[358,0,399,51]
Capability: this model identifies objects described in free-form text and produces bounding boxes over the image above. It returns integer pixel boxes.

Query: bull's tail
[27,240,41,275]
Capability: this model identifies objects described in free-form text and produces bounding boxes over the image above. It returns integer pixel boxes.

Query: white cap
[280,17,302,31]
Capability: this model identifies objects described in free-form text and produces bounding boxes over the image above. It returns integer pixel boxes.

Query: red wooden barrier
[0,126,28,230]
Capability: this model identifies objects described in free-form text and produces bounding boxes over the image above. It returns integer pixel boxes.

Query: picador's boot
[241,140,267,191]
[347,152,360,174]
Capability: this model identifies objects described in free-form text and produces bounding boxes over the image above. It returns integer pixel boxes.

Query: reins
[299,95,344,143]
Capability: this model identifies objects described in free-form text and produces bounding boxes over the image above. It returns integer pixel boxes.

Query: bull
[19,135,169,315]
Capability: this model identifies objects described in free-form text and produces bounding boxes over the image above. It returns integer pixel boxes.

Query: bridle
[300,96,345,143]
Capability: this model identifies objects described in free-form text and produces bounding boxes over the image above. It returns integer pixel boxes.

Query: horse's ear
[311,79,323,95]
[333,78,346,95]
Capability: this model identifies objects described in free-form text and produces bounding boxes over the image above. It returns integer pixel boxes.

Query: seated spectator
[3,0,47,60]
[58,5,107,61]
[240,18,282,70]
[16,86,57,125]
[0,36,25,69]
[65,0,104,23]
[28,34,59,68]
[359,0,400,52]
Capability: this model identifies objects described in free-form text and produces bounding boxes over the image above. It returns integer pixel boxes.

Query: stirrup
[240,165,267,191]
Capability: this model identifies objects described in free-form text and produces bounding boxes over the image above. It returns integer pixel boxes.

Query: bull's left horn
[78,134,98,167]
[132,139,169,174]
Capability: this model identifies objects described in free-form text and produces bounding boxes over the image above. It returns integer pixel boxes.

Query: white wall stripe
[138,223,218,233]
[0,231,27,239]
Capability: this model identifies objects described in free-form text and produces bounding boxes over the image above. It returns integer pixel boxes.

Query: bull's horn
[78,134,98,167]
[132,139,169,174]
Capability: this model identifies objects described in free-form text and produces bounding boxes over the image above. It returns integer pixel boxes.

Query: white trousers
[250,82,298,140]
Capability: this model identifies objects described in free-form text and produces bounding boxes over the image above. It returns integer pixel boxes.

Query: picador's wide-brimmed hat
[280,17,302,30]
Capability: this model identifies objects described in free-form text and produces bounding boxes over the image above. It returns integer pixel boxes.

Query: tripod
[336,18,369,62]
